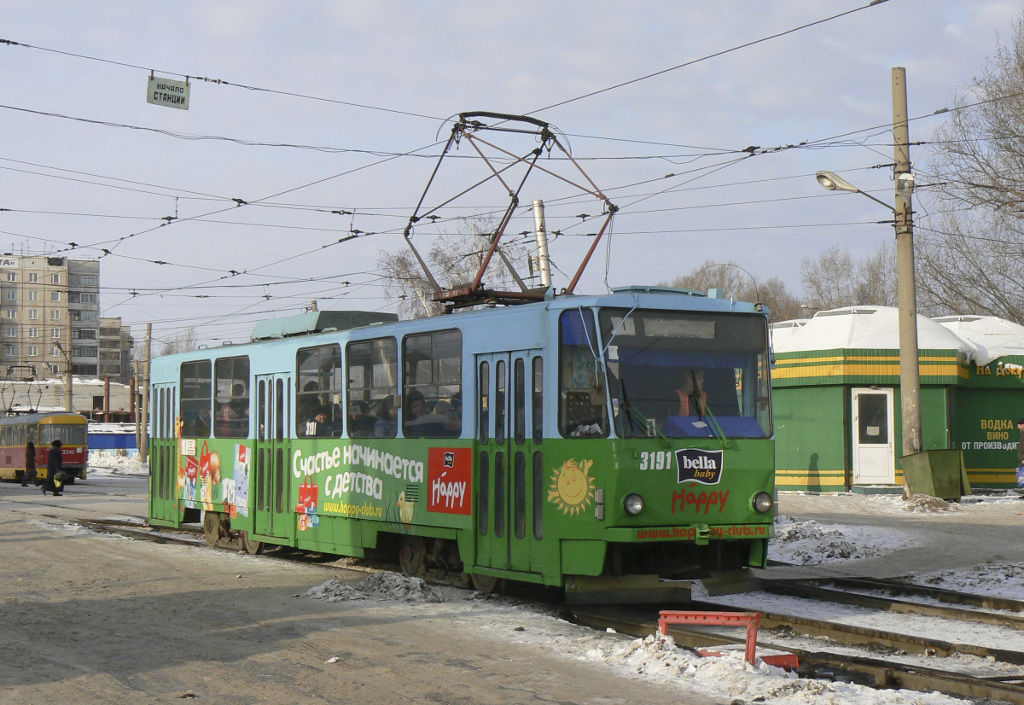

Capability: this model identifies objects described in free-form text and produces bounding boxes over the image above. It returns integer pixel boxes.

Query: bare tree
[378,217,531,319]
[158,327,198,356]
[921,11,1024,322]
[667,261,803,321]
[799,244,896,312]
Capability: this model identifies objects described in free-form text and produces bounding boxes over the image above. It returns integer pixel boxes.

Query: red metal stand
[658,610,760,665]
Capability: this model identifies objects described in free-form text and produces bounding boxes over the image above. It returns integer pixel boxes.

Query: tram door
[252,374,294,543]
[476,351,544,574]
[851,388,895,485]
[149,383,179,525]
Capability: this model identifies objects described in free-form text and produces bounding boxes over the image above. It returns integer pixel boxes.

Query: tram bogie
[148,287,775,602]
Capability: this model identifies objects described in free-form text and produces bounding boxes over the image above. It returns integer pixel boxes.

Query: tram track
[73,517,1024,703]
[568,604,1024,705]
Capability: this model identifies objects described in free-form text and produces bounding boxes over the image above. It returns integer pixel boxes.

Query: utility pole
[65,354,73,412]
[892,66,922,457]
[532,200,552,288]
[140,323,151,464]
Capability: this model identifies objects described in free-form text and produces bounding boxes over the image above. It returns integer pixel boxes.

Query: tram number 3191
[639,450,674,471]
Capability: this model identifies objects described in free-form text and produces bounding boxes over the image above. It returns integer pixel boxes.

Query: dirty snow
[96,453,1024,702]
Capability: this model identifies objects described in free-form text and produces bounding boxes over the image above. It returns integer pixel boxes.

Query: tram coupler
[694,523,710,546]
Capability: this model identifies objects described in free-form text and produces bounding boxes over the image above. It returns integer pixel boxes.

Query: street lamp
[53,340,72,412]
[815,168,922,458]
[815,171,895,212]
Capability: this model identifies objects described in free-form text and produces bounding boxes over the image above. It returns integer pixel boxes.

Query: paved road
[0,474,724,705]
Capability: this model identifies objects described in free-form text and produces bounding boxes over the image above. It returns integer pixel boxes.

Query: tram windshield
[598,308,771,439]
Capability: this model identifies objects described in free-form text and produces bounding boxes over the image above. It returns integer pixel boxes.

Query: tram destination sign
[147,75,190,110]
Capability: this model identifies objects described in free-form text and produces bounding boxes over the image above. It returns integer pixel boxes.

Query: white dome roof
[772,306,978,361]
[933,315,1024,365]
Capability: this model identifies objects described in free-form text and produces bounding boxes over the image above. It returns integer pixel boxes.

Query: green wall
[774,386,847,492]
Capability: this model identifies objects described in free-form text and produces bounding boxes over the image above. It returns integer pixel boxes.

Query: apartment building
[99,316,134,384]
[0,255,102,378]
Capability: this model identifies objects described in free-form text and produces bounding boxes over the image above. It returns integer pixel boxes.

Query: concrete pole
[532,200,552,288]
[892,66,922,457]
[64,346,73,412]
[140,323,151,464]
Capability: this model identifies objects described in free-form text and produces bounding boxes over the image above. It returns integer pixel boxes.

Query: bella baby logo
[675,448,724,485]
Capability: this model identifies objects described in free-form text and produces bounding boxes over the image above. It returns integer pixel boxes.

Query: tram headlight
[623,493,645,516]
[752,492,773,514]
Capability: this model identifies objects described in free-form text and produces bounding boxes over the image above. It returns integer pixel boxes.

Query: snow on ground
[302,572,969,705]
[87,450,148,476]
[96,452,1023,702]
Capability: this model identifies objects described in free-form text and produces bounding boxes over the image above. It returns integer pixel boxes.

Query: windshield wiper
[617,378,669,445]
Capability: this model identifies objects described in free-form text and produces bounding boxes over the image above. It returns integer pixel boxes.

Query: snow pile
[588,632,970,704]
[87,451,148,476]
[301,573,444,603]
[909,562,1024,599]
[769,515,913,565]
[901,494,961,513]
[861,492,961,513]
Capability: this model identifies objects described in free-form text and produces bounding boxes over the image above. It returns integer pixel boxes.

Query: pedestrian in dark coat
[42,440,63,496]
[21,441,36,487]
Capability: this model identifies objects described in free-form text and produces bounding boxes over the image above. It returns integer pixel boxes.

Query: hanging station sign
[147,75,190,110]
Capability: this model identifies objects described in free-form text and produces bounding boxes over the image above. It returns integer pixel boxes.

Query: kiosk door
[852,388,895,485]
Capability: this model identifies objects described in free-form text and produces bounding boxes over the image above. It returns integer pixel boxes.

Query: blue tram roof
[251,310,398,341]
[154,288,766,367]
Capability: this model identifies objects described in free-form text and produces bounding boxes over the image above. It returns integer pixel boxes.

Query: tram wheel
[399,535,426,577]
[241,531,264,555]
[203,512,222,547]
[470,573,498,594]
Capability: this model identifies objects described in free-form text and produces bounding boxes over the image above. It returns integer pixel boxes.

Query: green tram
[148,286,774,601]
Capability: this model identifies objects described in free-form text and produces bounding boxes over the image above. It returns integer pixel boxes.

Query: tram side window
[402,330,462,438]
[180,360,212,437]
[214,356,250,438]
[296,344,343,438]
[558,310,608,438]
[346,337,398,438]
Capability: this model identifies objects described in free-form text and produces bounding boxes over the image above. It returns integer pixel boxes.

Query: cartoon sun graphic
[548,458,596,515]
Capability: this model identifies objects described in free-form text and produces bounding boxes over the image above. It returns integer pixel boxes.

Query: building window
[50,310,60,321]
[4,290,14,301]
[28,328,38,338]
[51,328,61,339]
[5,309,16,319]
[29,310,38,320]
[51,291,60,302]
[4,344,15,356]
[27,346,38,357]
[51,273,60,284]
[3,326,14,337]
[28,290,38,302]
[28,273,38,283]
[6,273,14,282]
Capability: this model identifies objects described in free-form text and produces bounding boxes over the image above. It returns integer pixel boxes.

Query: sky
[1,1,1021,351]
